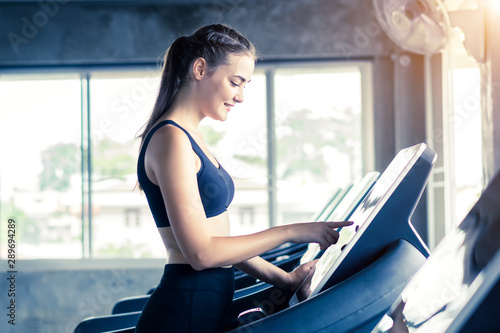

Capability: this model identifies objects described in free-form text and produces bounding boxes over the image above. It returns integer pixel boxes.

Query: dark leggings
[135,264,235,333]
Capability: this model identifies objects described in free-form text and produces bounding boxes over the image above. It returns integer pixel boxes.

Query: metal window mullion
[424,54,437,249]
[360,62,375,174]
[80,72,92,258]
[266,69,277,228]
[86,73,93,258]
[80,74,86,258]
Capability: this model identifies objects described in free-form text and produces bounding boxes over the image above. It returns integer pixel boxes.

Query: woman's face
[196,53,255,121]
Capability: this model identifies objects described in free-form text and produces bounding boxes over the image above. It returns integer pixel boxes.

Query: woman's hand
[285,221,354,251]
[284,259,319,290]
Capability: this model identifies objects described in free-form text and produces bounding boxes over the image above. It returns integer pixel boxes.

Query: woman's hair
[137,24,256,143]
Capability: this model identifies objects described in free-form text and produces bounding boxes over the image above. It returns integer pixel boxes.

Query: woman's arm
[235,256,318,290]
[148,125,351,270]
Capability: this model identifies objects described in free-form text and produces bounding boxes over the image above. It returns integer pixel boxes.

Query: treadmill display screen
[299,172,379,265]
[293,144,423,304]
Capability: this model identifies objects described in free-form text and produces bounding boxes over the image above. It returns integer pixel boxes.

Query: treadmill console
[290,143,436,306]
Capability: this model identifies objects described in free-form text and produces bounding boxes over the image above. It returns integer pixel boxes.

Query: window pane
[200,72,268,235]
[0,74,82,259]
[89,71,164,258]
[274,67,363,225]
[452,67,482,222]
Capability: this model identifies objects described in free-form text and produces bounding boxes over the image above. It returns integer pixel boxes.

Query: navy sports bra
[137,120,235,227]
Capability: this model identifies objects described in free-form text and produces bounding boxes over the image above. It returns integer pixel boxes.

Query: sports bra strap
[137,119,234,228]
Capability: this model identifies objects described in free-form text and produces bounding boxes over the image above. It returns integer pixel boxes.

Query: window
[451,67,482,222]
[0,74,82,259]
[426,11,484,248]
[274,66,364,225]
[445,13,484,229]
[200,71,269,236]
[124,209,141,227]
[0,62,368,259]
[239,207,256,227]
[89,71,164,258]
[201,65,366,231]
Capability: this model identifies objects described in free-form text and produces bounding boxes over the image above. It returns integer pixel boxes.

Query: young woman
[135,24,352,332]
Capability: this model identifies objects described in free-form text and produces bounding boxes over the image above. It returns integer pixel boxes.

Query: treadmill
[228,143,436,332]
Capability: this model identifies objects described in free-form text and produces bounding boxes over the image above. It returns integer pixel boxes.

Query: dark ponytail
[137,24,256,144]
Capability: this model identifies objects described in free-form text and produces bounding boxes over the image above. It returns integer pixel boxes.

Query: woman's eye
[230,81,240,87]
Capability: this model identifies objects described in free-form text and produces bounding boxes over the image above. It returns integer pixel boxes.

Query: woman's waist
[158,263,235,292]
[164,249,233,269]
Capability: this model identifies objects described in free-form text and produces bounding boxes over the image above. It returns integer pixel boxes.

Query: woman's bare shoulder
[147,122,191,156]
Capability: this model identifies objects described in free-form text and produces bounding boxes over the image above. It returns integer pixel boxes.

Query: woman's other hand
[284,259,318,290]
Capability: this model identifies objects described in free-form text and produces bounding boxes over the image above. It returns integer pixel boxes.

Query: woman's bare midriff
[158,211,232,267]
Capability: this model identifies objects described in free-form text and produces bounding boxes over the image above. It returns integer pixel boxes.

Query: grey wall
[0,1,436,332]
[1,0,394,65]
[0,259,164,333]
